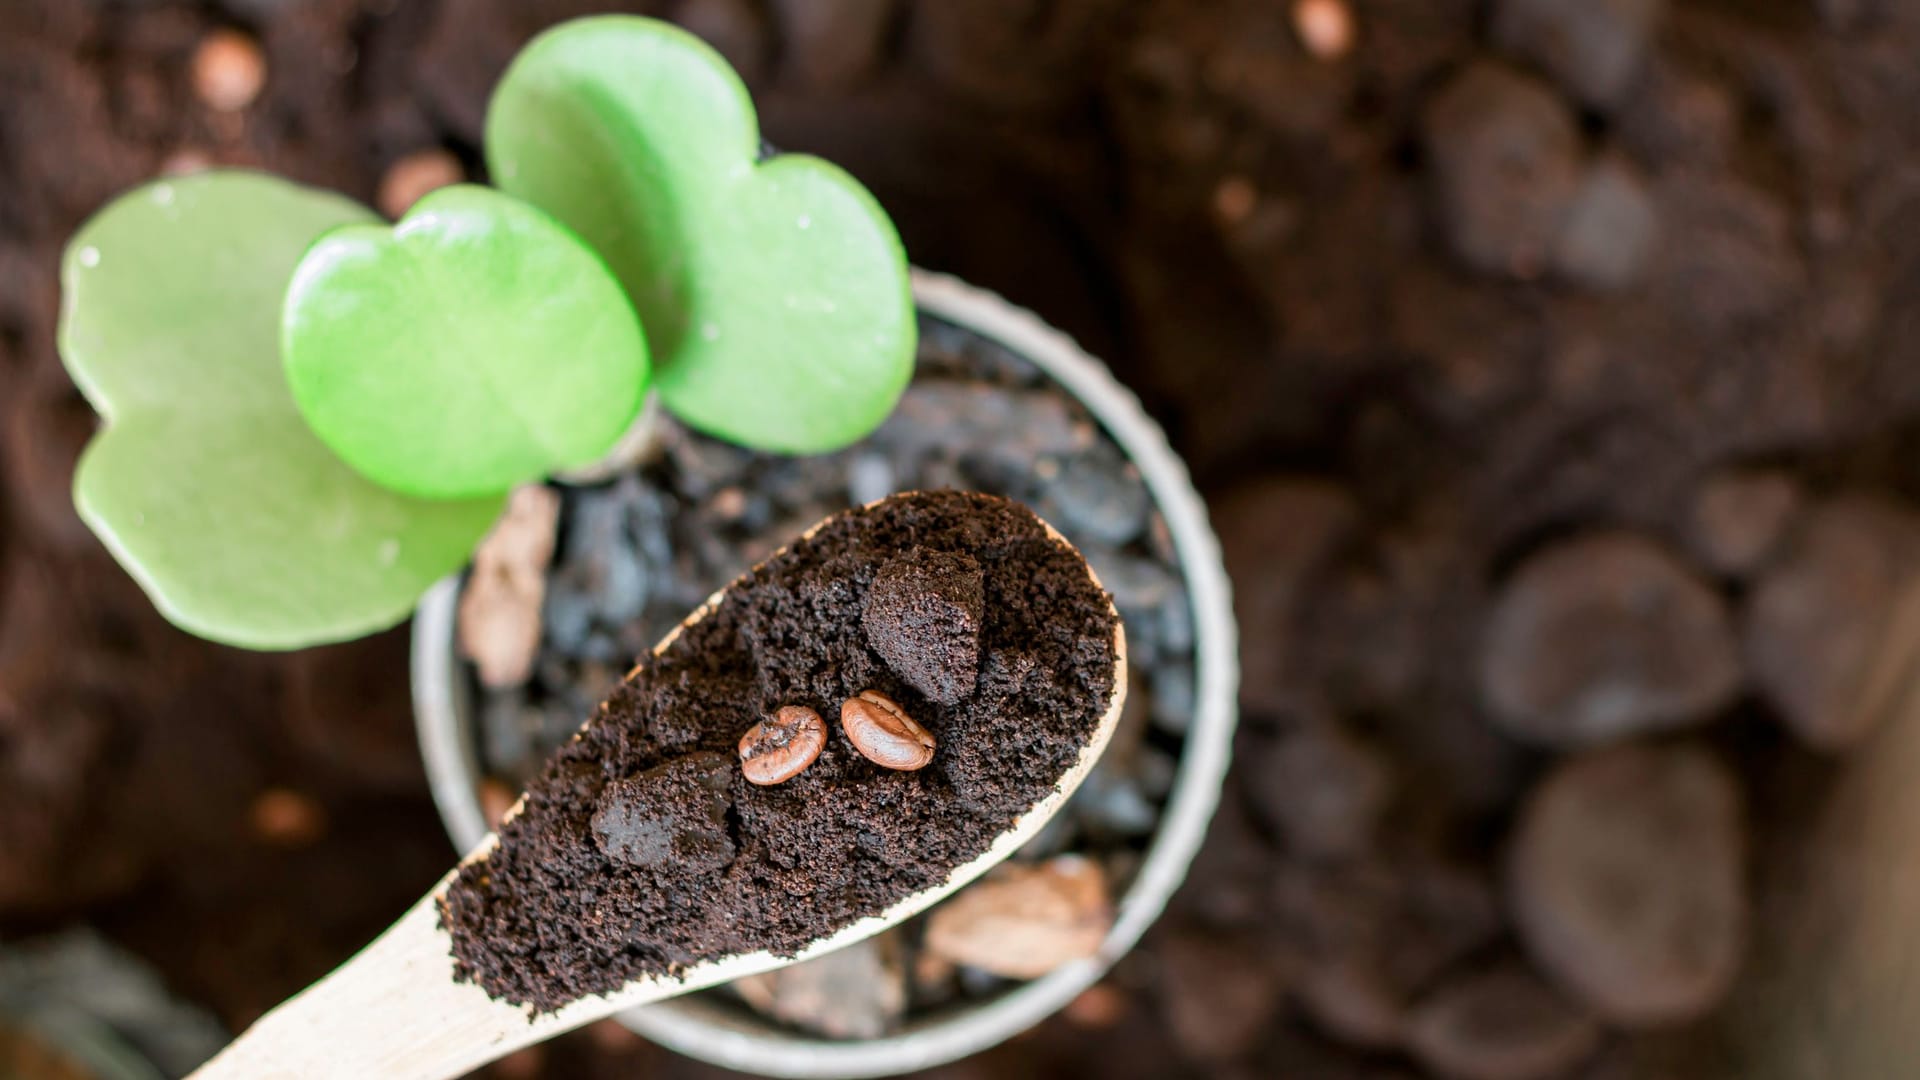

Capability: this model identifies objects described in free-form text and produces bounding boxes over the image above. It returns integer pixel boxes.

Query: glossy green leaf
[282,185,650,499]
[59,171,505,650]
[486,15,916,455]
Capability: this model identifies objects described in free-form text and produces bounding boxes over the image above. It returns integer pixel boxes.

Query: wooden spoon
[187,508,1126,1080]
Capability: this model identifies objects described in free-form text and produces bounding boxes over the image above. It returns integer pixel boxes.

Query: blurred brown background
[5,1,1920,1077]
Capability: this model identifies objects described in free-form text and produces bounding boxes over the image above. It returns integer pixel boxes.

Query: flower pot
[411,270,1239,1077]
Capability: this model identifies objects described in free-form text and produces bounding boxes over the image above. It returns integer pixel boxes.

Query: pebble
[1509,744,1747,1026]
[1044,446,1152,547]
[1276,856,1506,1050]
[924,856,1113,979]
[1745,495,1920,750]
[758,455,846,510]
[1213,175,1259,226]
[1149,662,1197,735]
[1136,748,1179,801]
[1161,584,1196,656]
[457,486,561,688]
[709,486,749,521]
[1491,0,1664,110]
[1480,533,1741,747]
[846,452,895,506]
[1291,0,1357,61]
[1292,954,1406,1050]
[1618,64,1738,168]
[1088,547,1179,615]
[1071,769,1159,839]
[1401,860,1508,985]
[1406,964,1603,1080]
[191,29,266,112]
[1247,722,1392,859]
[1423,62,1583,279]
[542,484,649,655]
[247,787,326,848]
[1686,469,1803,578]
[1552,155,1659,291]
[478,692,538,782]
[734,933,907,1039]
[1157,928,1288,1062]
[1063,982,1130,1028]
[160,148,214,175]
[625,480,678,571]
[1652,173,1804,334]
[1211,478,1357,715]
[664,424,755,496]
[769,0,894,89]
[879,380,1090,469]
[591,752,737,873]
[955,964,1009,998]
[1179,798,1278,929]
[376,148,464,219]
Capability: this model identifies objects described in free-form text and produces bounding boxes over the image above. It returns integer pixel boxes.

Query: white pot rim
[411,269,1240,1079]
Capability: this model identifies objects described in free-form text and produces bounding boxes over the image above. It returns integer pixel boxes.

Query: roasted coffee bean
[841,690,936,770]
[739,705,827,785]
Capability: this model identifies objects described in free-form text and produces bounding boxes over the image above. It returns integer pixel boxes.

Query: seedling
[57,15,914,649]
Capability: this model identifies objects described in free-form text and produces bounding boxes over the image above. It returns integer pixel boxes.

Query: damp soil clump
[441,490,1120,1011]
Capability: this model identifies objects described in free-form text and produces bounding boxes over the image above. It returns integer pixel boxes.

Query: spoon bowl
[188,499,1126,1080]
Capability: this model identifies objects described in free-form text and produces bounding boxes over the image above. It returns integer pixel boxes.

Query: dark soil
[443,492,1118,1009]
[4,1,1920,1078]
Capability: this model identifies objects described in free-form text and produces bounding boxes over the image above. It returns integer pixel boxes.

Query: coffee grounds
[441,491,1120,1010]
[862,548,985,705]
[590,752,736,873]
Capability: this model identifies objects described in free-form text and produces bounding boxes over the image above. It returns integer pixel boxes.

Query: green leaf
[59,171,505,650]
[486,15,916,455]
[282,185,651,499]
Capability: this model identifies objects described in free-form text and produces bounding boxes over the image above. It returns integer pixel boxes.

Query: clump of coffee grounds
[862,548,985,705]
[441,491,1120,1010]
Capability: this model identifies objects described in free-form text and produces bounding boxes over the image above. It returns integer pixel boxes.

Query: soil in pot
[443,491,1121,1009]
[460,311,1197,1037]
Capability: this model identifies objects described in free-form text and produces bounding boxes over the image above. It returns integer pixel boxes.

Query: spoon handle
[185,872,623,1080]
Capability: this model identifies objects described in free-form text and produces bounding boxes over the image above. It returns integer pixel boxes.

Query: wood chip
[457,486,561,688]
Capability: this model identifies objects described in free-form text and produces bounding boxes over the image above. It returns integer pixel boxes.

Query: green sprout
[56,14,915,650]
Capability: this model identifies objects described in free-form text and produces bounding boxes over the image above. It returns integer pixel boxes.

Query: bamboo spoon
[188,508,1127,1080]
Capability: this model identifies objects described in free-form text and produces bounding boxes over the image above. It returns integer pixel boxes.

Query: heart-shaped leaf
[59,171,506,649]
[282,184,651,500]
[485,15,915,454]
